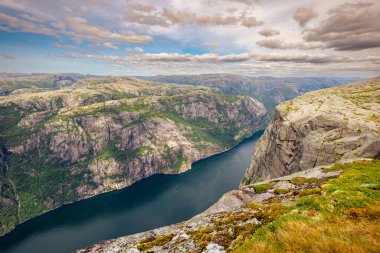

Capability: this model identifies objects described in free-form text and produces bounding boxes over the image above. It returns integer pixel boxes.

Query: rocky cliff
[242,77,380,184]
[0,76,268,236]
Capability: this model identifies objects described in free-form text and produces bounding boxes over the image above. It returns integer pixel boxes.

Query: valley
[0,76,267,236]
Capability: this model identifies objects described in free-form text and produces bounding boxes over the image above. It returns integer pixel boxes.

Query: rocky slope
[0,76,268,236]
[143,74,361,117]
[78,159,379,253]
[242,77,380,184]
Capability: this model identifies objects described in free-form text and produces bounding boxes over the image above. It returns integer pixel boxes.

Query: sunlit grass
[233,160,380,253]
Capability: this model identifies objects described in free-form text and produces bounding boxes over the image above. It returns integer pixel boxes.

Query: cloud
[293,7,317,27]
[0,12,56,36]
[257,39,324,50]
[303,3,380,51]
[2,53,14,59]
[0,10,152,45]
[258,28,280,37]
[124,2,263,28]
[64,16,152,44]
[203,41,220,49]
[226,0,260,5]
[329,2,374,13]
[63,6,73,13]
[53,42,87,53]
[93,42,119,50]
[134,47,144,54]
[255,54,348,64]
[64,51,380,65]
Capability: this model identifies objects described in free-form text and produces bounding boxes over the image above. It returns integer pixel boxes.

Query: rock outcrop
[242,78,380,184]
[0,76,268,236]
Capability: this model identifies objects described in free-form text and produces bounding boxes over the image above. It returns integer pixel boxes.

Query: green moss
[136,234,175,251]
[290,177,318,186]
[274,188,293,195]
[250,182,275,193]
[298,188,322,197]
[322,163,345,172]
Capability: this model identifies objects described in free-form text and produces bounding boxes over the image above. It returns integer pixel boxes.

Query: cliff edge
[242,77,380,185]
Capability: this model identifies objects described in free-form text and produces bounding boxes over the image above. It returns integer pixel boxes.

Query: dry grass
[234,217,380,253]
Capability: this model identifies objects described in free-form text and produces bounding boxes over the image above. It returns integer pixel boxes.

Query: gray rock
[243,78,380,184]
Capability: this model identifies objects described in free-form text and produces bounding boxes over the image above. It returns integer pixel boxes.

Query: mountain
[0,76,268,236]
[79,78,379,253]
[0,73,104,96]
[243,77,380,184]
[142,74,362,116]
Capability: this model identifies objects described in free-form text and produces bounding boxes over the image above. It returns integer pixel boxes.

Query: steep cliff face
[0,77,267,236]
[242,78,380,184]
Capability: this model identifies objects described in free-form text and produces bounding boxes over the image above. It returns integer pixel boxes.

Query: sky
[0,0,379,77]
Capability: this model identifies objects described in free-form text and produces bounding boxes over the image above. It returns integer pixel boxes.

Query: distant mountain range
[142,74,363,116]
[1,73,362,116]
[0,73,105,96]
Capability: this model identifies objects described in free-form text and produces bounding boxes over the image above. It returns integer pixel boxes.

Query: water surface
[0,132,262,253]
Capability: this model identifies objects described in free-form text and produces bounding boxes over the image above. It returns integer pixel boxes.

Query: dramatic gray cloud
[303,3,380,51]
[293,7,317,27]
[258,28,280,37]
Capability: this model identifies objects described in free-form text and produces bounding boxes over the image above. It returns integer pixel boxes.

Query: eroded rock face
[0,77,268,236]
[242,78,380,184]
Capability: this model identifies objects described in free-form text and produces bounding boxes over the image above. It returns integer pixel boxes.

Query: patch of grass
[290,177,318,186]
[298,188,322,197]
[322,163,345,172]
[250,182,276,194]
[136,234,175,251]
[233,160,380,253]
[273,188,293,195]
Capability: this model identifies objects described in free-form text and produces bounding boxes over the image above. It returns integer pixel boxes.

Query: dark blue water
[0,132,262,253]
